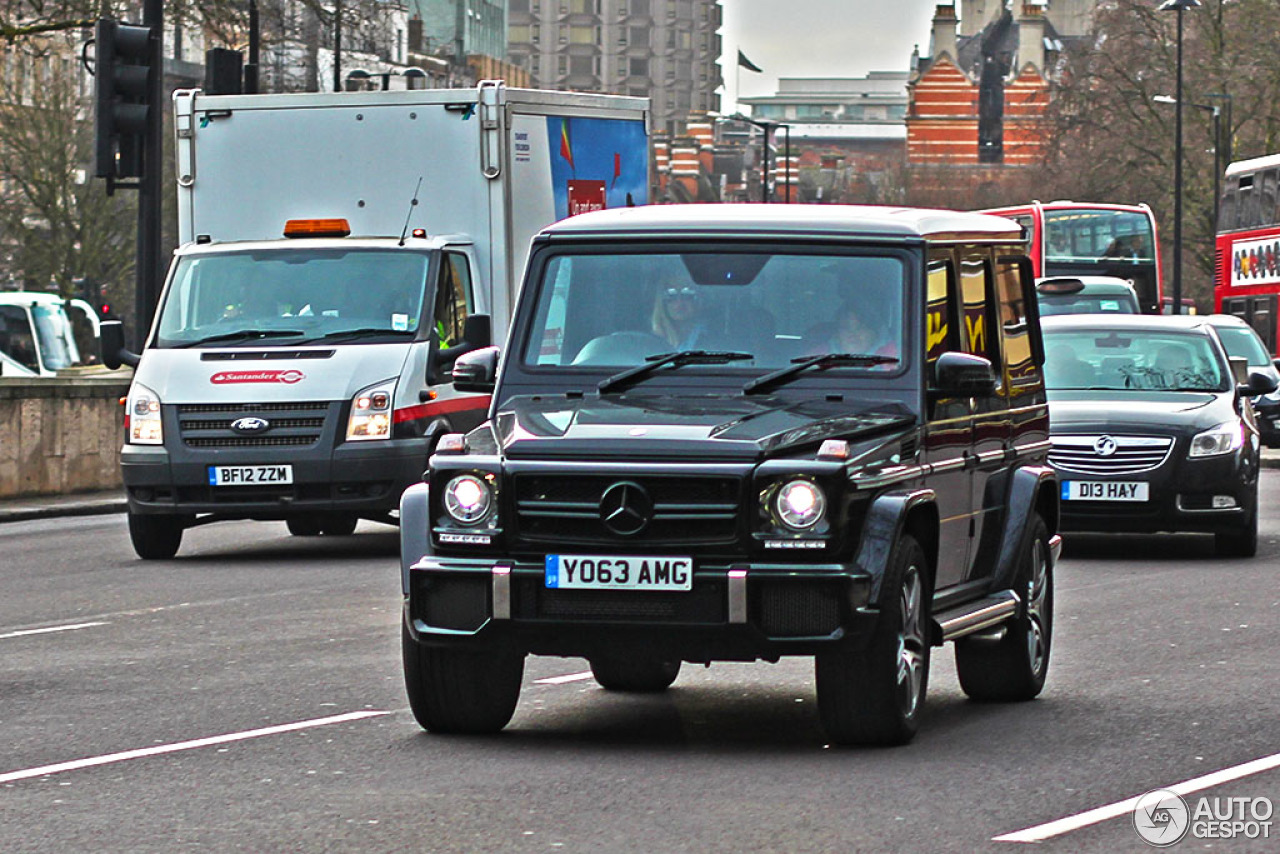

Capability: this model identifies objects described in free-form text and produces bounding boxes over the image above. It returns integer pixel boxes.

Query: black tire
[816,534,931,746]
[402,623,523,734]
[589,656,681,692]
[1215,510,1258,558]
[321,513,359,536]
[286,517,323,536]
[128,512,185,560]
[956,514,1053,702]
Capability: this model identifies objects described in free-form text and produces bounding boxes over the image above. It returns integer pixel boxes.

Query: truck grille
[1048,435,1173,475]
[512,473,742,547]
[176,402,331,449]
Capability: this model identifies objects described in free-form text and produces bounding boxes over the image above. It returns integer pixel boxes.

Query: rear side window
[926,255,958,368]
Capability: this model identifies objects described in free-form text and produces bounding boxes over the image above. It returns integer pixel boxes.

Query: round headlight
[774,479,826,530]
[443,474,493,525]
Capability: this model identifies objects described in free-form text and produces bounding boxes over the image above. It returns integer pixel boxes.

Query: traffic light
[94,18,154,181]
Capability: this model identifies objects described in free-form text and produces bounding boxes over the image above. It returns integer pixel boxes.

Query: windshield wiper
[300,327,415,344]
[743,352,899,395]
[172,329,306,348]
[597,350,754,394]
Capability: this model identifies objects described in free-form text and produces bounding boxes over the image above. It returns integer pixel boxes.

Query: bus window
[1260,170,1278,229]
[1220,186,1237,232]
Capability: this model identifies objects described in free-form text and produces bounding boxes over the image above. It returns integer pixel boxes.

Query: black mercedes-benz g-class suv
[400,204,1062,746]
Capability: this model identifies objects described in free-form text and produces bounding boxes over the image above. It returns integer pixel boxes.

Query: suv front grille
[1048,435,1173,475]
[176,402,331,449]
[512,473,742,546]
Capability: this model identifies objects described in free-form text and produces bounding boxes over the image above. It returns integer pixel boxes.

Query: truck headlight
[127,383,163,445]
[347,380,395,441]
[1189,422,1244,457]
[443,474,494,525]
[774,479,826,530]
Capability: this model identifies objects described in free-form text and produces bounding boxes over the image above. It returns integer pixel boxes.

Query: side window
[0,305,38,372]
[1262,170,1278,228]
[958,249,1000,366]
[926,252,959,370]
[434,252,474,346]
[1220,185,1237,232]
[995,257,1044,396]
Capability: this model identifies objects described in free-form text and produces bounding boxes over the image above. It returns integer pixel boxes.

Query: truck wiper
[597,350,754,394]
[174,329,306,347]
[743,352,899,395]
[302,327,416,344]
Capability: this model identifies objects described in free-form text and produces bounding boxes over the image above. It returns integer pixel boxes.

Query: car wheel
[1215,510,1258,558]
[286,517,323,536]
[815,534,930,746]
[589,656,681,692]
[128,512,185,560]
[402,623,524,734]
[321,513,359,536]
[955,514,1053,702]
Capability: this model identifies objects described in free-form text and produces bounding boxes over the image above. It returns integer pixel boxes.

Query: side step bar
[932,590,1020,644]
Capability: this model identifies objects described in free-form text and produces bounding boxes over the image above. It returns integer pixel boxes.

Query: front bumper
[404,557,877,662]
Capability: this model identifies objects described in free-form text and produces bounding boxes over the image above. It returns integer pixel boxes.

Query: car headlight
[773,479,826,530]
[127,383,163,445]
[1189,422,1244,457]
[442,474,495,525]
[346,380,395,441]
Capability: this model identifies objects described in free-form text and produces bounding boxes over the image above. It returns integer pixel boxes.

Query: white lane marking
[0,710,389,785]
[534,671,595,685]
[0,621,107,640]
[993,749,1280,843]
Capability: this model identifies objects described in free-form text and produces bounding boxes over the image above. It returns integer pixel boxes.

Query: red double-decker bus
[1215,154,1280,354]
[980,201,1164,314]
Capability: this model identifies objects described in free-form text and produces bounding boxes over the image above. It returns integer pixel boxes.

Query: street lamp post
[1154,94,1223,236]
[730,113,789,203]
[1158,0,1203,316]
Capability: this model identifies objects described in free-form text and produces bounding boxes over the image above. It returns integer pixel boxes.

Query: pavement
[4,447,1280,524]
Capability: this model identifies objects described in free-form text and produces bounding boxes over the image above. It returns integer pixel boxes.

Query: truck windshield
[522,250,906,372]
[155,249,431,348]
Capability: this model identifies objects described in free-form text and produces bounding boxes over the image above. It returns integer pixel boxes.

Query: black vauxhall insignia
[1042,314,1278,556]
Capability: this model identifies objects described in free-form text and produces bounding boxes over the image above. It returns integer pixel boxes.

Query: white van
[0,291,100,377]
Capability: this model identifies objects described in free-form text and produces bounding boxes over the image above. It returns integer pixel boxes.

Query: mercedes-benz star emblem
[599,481,653,536]
[1093,436,1118,457]
[231,416,271,435]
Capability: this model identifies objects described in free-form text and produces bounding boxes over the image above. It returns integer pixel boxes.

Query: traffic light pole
[136,0,164,350]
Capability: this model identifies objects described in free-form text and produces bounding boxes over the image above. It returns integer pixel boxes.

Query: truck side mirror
[429,313,492,384]
[932,351,998,398]
[453,346,500,393]
[99,319,140,370]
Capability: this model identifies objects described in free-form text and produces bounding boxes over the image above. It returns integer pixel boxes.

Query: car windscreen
[520,249,907,372]
[1043,328,1229,392]
[155,249,430,347]
[1038,293,1139,316]
[1213,325,1272,368]
[30,303,76,370]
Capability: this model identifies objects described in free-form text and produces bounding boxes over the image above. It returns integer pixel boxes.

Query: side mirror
[933,351,998,398]
[428,313,493,384]
[1239,369,1279,398]
[452,346,500,394]
[1229,356,1249,385]
[99,319,140,370]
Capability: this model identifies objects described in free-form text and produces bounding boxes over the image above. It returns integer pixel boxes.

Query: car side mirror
[428,313,492,384]
[1239,369,1278,398]
[99,319,140,369]
[452,346,500,394]
[932,351,998,398]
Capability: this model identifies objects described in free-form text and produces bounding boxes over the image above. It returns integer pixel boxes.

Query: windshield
[30,303,77,370]
[1213,325,1272,367]
[1044,209,1156,265]
[1038,293,1139,317]
[521,250,906,373]
[155,249,430,347]
[1044,328,1228,392]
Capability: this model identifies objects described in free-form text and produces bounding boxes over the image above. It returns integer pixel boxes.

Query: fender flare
[400,482,432,596]
[990,465,1058,593]
[854,488,937,606]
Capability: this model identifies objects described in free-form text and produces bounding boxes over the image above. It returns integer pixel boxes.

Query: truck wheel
[321,513,358,536]
[402,623,523,734]
[128,512,185,560]
[286,517,323,536]
[956,514,1053,702]
[816,534,930,746]
[589,656,681,692]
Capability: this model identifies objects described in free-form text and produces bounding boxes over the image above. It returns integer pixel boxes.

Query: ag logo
[1094,435,1118,457]
[231,416,270,434]
[1133,788,1190,847]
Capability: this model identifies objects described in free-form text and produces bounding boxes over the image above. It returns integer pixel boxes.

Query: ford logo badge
[231,416,270,434]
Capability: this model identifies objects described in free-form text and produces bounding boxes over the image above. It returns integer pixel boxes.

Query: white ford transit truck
[101,81,650,559]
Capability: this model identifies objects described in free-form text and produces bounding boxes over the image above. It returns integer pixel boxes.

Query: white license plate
[545,554,693,591]
[1062,480,1148,502]
[208,465,294,486]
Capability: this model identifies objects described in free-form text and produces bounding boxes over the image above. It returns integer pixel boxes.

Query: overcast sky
[718,1,937,112]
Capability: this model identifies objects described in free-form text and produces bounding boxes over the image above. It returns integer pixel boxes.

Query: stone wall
[0,374,132,499]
